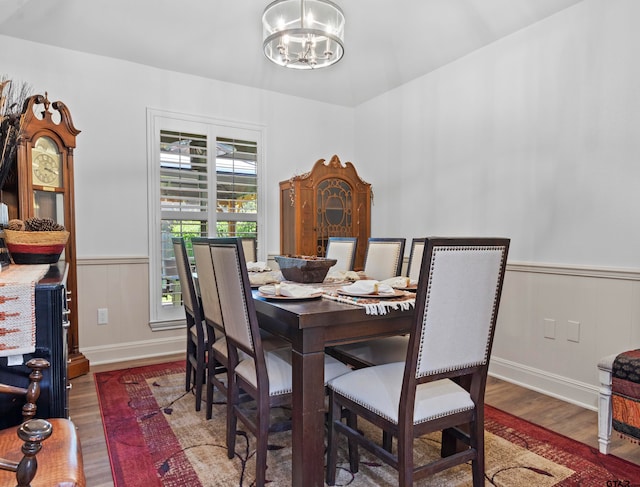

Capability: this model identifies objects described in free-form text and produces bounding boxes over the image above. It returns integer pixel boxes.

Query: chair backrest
[241,237,257,263]
[208,238,263,363]
[325,237,358,271]
[407,238,509,387]
[192,237,224,337]
[363,238,406,280]
[172,237,199,318]
[406,238,426,282]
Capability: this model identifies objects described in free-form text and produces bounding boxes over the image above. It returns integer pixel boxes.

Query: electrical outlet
[97,308,109,325]
[567,320,580,343]
[543,318,556,339]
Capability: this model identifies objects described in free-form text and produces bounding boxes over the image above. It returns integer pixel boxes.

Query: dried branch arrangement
[0,75,33,190]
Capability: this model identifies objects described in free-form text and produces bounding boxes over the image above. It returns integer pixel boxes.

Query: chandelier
[262,0,345,70]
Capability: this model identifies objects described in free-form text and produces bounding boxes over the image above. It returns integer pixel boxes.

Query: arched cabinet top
[289,155,371,191]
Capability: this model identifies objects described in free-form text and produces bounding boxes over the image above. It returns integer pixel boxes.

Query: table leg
[291,348,326,487]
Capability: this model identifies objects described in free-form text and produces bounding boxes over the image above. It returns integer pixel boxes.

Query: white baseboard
[489,356,599,412]
[81,336,184,366]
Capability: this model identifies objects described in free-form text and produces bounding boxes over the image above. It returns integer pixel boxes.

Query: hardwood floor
[69,355,640,486]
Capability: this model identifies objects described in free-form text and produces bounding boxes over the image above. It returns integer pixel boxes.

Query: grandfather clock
[13,93,89,378]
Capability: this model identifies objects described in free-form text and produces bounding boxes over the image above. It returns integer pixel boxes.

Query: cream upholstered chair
[241,237,257,263]
[193,237,289,420]
[327,238,426,370]
[172,237,207,411]
[406,237,426,283]
[326,237,510,486]
[209,237,351,487]
[325,237,358,271]
[362,237,406,280]
[192,238,228,419]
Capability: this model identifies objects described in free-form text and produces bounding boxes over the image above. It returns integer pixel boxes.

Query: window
[214,137,258,239]
[147,109,265,327]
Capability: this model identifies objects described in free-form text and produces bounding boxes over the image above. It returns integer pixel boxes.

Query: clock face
[31,137,63,187]
[33,153,60,185]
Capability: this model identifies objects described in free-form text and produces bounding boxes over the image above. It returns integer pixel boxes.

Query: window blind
[215,137,258,239]
[157,131,259,308]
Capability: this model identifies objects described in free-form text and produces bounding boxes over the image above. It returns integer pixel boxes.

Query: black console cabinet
[0,262,69,428]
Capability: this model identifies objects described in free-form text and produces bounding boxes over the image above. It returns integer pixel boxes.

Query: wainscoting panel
[77,256,639,409]
[76,257,184,365]
[491,263,640,410]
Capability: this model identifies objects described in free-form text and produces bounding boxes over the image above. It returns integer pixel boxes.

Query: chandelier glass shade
[262,0,345,69]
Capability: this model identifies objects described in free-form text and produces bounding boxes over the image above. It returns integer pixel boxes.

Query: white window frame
[146,108,266,328]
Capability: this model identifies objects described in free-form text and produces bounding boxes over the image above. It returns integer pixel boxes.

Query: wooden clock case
[2,93,88,378]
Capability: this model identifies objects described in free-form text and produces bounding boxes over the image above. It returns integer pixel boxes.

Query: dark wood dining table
[252,290,414,487]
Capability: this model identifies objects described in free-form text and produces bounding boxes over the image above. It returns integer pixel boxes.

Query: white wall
[354,0,640,408]
[356,0,640,268]
[0,35,355,362]
[0,35,355,257]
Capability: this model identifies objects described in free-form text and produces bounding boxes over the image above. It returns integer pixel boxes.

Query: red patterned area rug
[95,361,640,486]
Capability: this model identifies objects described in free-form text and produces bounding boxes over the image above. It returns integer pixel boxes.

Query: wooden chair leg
[382,431,393,452]
[470,418,484,487]
[194,353,205,411]
[325,391,341,486]
[397,431,413,487]
[255,410,270,487]
[346,410,359,474]
[205,356,216,420]
[226,411,238,461]
[441,427,457,457]
[185,348,193,393]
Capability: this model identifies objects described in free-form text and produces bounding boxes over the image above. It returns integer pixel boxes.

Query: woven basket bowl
[3,230,70,264]
[274,255,337,283]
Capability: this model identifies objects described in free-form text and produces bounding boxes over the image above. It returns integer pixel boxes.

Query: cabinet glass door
[316,178,352,255]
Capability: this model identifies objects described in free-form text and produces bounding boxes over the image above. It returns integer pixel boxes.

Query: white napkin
[341,280,394,295]
[325,269,361,282]
[249,271,280,286]
[259,283,321,297]
[381,276,417,288]
[247,261,270,272]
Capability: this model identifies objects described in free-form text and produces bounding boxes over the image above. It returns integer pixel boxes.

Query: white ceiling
[0,0,582,107]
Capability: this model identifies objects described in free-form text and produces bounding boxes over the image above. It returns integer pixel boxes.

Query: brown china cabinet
[2,93,89,379]
[279,155,371,269]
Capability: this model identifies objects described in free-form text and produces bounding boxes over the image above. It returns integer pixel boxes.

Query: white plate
[337,289,407,299]
[258,291,323,300]
[393,284,417,292]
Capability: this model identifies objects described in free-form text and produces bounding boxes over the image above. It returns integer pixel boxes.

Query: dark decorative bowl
[274,255,337,283]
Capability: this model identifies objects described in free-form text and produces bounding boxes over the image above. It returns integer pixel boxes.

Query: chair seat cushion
[189,324,208,344]
[333,335,409,366]
[212,336,228,357]
[216,335,288,364]
[236,350,351,397]
[327,362,474,425]
[0,418,85,487]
